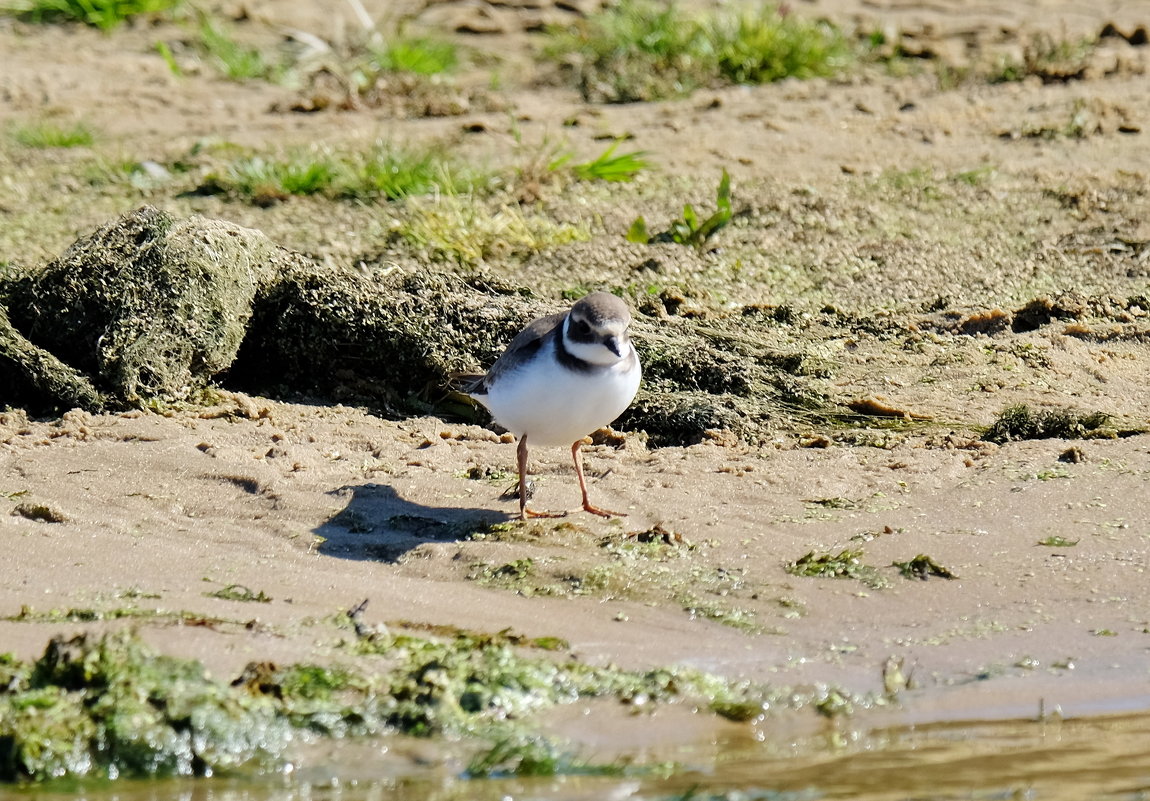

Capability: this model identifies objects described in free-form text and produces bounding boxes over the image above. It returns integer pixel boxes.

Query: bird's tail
[446,372,486,396]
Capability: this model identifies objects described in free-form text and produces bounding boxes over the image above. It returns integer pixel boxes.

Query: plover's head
[563,292,634,366]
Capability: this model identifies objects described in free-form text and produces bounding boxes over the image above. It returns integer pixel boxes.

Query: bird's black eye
[569,319,593,341]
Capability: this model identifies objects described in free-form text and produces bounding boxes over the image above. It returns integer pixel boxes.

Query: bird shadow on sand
[315,483,508,563]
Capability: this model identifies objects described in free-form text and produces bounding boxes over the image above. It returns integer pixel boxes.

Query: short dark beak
[604,336,623,358]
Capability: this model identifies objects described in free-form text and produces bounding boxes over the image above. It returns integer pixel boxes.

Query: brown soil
[2,0,1150,755]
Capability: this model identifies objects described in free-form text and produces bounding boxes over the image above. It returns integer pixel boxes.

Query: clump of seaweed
[620,391,748,447]
[892,554,958,581]
[785,548,889,589]
[983,404,1112,444]
[464,734,626,779]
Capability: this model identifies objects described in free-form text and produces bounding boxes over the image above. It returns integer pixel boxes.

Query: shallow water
[10,711,1150,801]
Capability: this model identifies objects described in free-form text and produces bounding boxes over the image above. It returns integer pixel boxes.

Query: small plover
[466,292,641,519]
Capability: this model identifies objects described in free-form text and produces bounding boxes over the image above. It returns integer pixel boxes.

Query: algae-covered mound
[232,268,833,442]
[983,403,1114,444]
[623,308,835,445]
[3,206,295,407]
[0,304,106,412]
[0,628,873,783]
[0,206,535,414]
[0,207,840,444]
[0,631,290,782]
[230,268,548,414]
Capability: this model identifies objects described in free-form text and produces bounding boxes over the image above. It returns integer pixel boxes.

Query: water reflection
[10,712,1150,801]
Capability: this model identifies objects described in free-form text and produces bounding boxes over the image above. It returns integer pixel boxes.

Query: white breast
[480,341,641,447]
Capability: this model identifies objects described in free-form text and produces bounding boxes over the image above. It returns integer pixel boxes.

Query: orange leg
[571,440,627,518]
[516,435,565,520]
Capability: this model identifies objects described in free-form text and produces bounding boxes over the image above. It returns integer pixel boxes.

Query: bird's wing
[470,311,565,395]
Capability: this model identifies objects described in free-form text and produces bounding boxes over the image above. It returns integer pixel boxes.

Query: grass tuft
[255,156,334,195]
[629,169,732,247]
[370,35,458,76]
[393,194,591,267]
[210,155,337,205]
[339,146,472,200]
[284,31,488,114]
[199,143,477,205]
[550,0,708,103]
[990,32,1096,84]
[552,140,652,183]
[196,15,281,82]
[547,0,850,103]
[712,5,849,84]
[11,121,95,149]
[3,0,181,30]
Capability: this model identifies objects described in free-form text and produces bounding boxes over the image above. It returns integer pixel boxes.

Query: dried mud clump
[1012,291,1150,333]
[0,208,840,446]
[1011,292,1090,332]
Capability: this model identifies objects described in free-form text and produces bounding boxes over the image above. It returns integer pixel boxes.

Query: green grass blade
[626,216,650,244]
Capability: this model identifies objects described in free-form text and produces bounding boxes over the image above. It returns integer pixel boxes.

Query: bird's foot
[582,502,627,519]
[521,507,568,520]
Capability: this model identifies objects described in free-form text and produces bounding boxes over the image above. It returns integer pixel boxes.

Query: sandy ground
[2,0,1150,751]
[2,400,1148,732]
